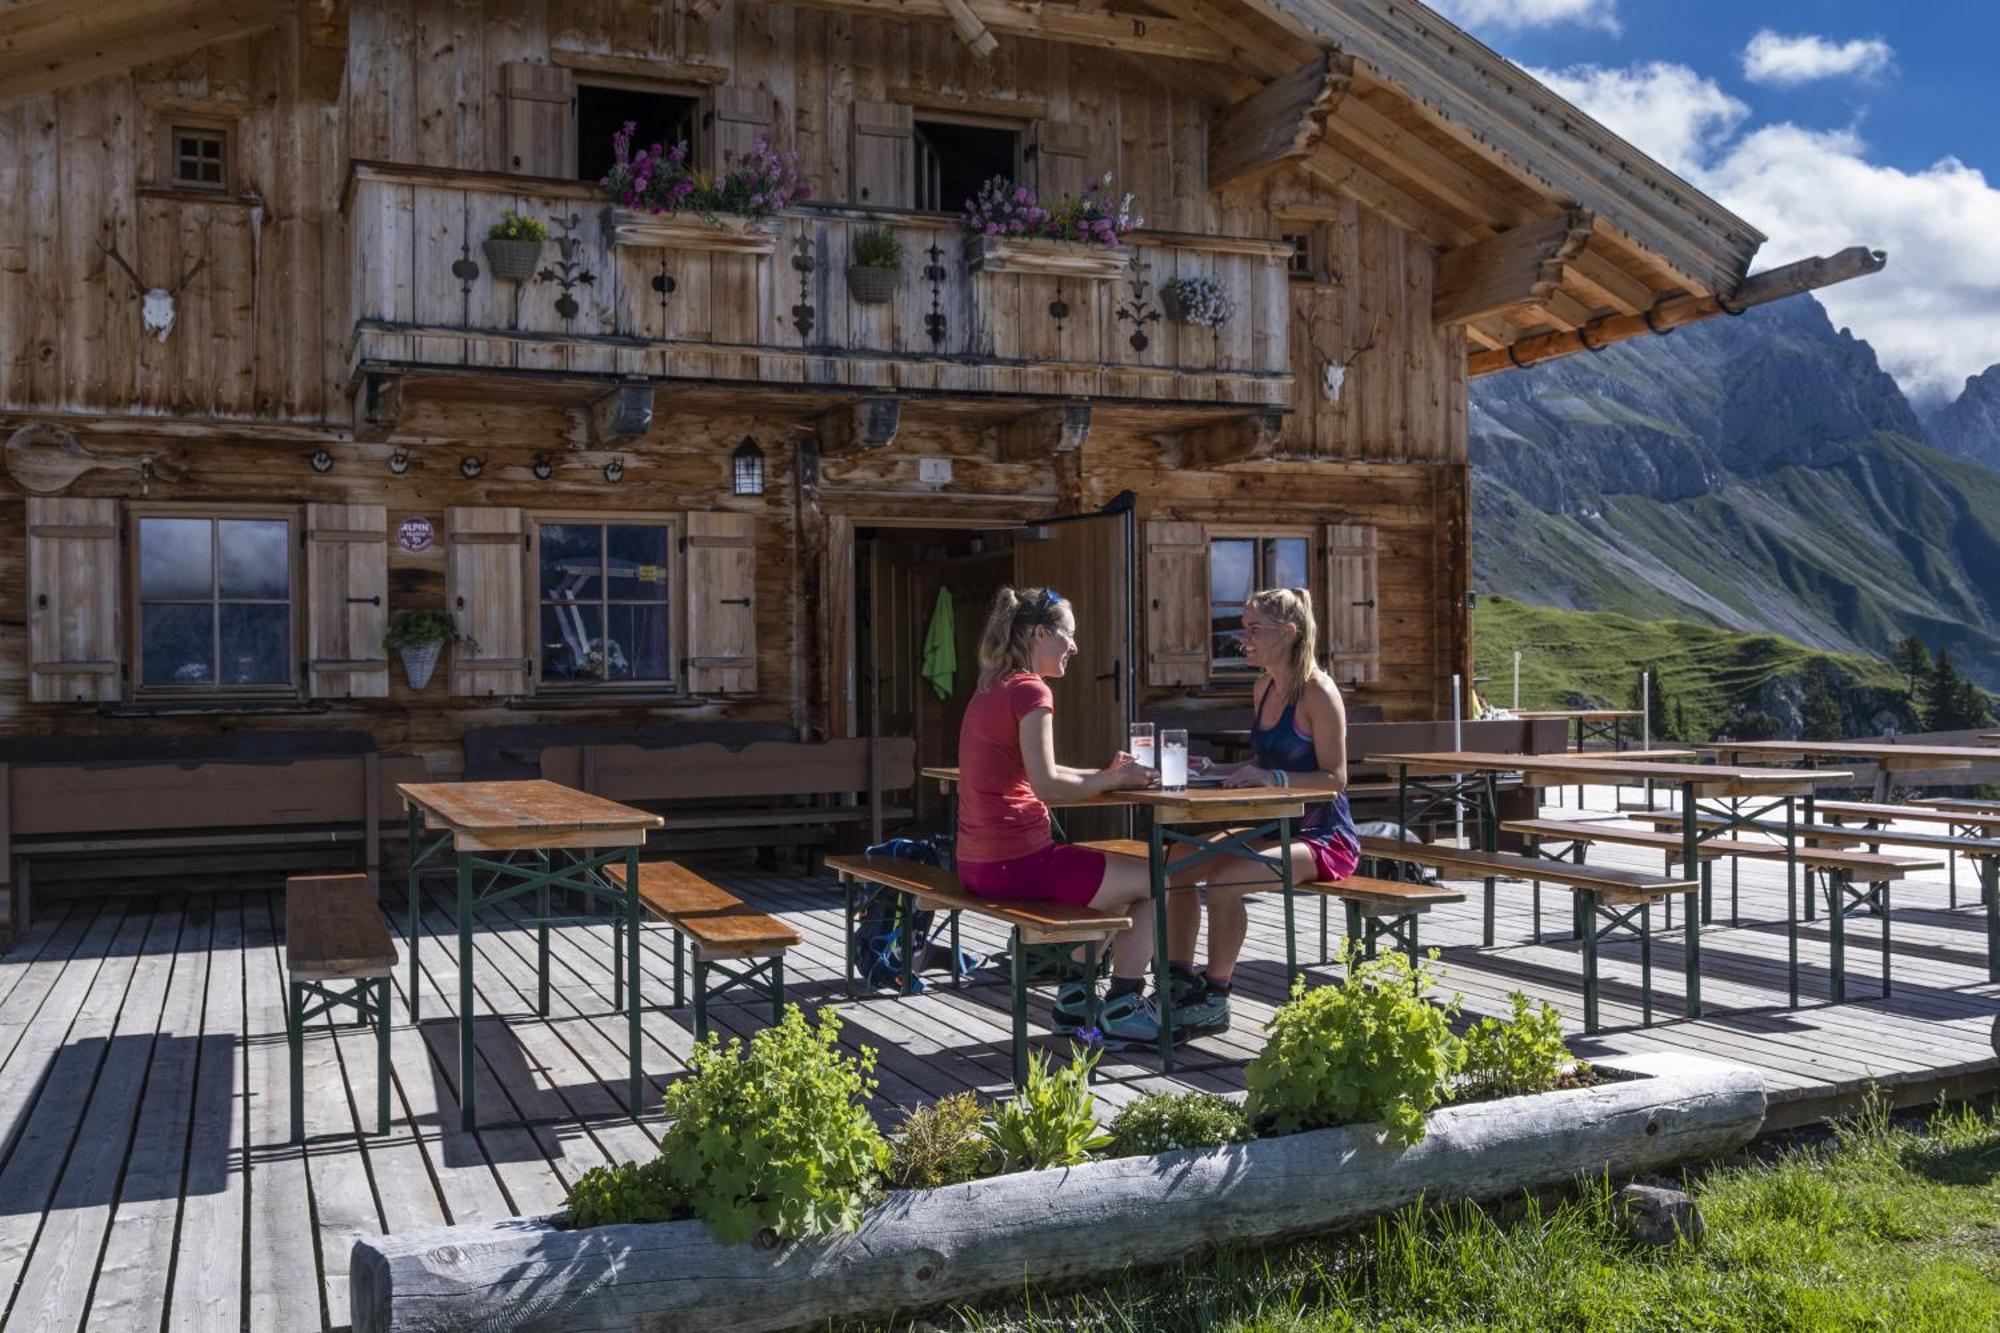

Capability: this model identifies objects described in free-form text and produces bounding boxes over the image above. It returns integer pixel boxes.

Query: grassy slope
[927,1100,2000,1332]
[1471,596,1905,741]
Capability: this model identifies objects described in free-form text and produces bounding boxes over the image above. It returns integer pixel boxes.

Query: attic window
[914,117,1020,214]
[172,127,229,192]
[576,83,700,183]
[1284,232,1313,281]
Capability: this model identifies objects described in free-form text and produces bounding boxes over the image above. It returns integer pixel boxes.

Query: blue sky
[1430,1,2000,404]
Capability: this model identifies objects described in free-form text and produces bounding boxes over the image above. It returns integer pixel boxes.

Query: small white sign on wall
[917,456,954,485]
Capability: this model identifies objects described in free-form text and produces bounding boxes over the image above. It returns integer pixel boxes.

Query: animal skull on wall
[100,242,206,343]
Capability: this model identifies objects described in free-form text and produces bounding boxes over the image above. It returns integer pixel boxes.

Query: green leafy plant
[657,1005,889,1243]
[851,224,902,268]
[1458,992,1583,1102]
[1244,948,1462,1145]
[1106,1091,1252,1157]
[381,609,465,651]
[563,1156,684,1228]
[981,1046,1111,1173]
[487,210,549,242]
[888,1091,992,1189]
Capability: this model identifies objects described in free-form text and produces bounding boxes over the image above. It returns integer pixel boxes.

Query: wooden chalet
[0,0,1882,947]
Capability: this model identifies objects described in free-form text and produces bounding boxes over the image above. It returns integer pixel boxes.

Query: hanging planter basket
[398,640,445,691]
[1161,285,1191,323]
[847,264,902,305]
[482,237,545,281]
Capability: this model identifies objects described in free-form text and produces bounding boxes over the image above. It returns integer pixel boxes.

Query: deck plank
[162,895,246,1333]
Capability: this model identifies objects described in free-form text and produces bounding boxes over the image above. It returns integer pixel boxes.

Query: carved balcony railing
[342,162,1293,410]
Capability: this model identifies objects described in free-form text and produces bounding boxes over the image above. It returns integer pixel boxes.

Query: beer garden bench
[285,873,397,1143]
[603,861,802,1042]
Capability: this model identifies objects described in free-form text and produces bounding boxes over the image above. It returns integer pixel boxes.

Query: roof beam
[1168,411,1286,468]
[1300,140,1470,248]
[1470,246,1887,376]
[779,1,1236,63]
[0,0,292,104]
[1209,53,1352,192]
[818,397,903,454]
[995,404,1091,464]
[1434,208,1594,326]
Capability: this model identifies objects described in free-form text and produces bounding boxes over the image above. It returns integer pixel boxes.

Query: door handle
[720,597,751,607]
[1095,659,1121,704]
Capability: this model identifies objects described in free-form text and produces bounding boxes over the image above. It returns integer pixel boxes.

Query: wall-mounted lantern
[732,436,765,496]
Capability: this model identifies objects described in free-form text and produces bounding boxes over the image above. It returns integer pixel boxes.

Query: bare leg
[1090,857,1161,980]
[1192,841,1323,982]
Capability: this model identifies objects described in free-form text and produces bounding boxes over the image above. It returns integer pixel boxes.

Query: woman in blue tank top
[1164,587,1360,1034]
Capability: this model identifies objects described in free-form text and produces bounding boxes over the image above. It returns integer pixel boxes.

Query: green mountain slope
[1472,597,1909,742]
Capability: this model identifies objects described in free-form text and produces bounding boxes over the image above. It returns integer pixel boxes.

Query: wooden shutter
[25,497,121,703]
[501,62,574,177]
[684,511,756,694]
[305,503,389,699]
[1143,519,1209,687]
[1031,118,1091,197]
[1324,523,1380,685]
[850,100,912,207]
[446,507,528,696]
[711,85,775,167]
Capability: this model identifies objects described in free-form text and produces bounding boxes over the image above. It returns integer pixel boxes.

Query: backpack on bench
[850,838,984,992]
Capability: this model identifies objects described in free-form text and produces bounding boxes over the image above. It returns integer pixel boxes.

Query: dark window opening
[1210,535,1309,672]
[174,128,227,191]
[914,119,1019,214]
[576,84,700,184]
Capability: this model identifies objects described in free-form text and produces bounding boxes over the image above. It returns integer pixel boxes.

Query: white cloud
[1431,0,1620,37]
[1530,62,1748,175]
[1742,30,1895,87]
[1544,61,2000,401]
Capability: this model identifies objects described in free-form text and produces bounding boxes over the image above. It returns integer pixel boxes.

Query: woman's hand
[1189,754,1215,775]
[1096,752,1155,792]
[1223,765,1275,789]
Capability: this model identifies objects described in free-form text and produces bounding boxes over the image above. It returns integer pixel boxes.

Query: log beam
[1208,53,1352,192]
[995,405,1091,464]
[818,397,902,455]
[298,0,349,104]
[781,0,1235,63]
[1433,208,1594,327]
[351,372,402,444]
[589,384,655,447]
[940,0,999,59]
[0,0,294,105]
[1470,246,1889,377]
[1169,412,1284,468]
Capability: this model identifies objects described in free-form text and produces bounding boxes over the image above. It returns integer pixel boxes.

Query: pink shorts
[959,843,1108,907]
[1306,834,1361,885]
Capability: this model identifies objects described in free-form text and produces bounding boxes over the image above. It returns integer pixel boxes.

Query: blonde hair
[976,585,1067,690]
[1245,586,1319,707]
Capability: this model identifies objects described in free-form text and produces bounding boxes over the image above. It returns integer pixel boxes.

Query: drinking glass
[1129,722,1156,770]
[1160,729,1189,792]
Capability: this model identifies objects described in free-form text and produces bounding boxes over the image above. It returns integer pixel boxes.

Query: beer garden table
[1364,751,1848,1014]
[399,780,663,1130]
[920,767,1306,1072]
[1702,739,2000,802]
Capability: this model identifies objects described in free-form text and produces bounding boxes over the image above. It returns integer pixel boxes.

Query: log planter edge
[349,1051,1764,1333]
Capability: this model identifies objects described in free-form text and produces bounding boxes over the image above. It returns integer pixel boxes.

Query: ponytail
[976,585,1066,689]
[1244,586,1319,707]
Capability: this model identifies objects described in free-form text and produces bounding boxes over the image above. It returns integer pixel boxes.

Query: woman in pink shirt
[956,586,1163,1046]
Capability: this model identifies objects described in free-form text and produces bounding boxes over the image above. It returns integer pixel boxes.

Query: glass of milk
[1129,722,1156,770]
[1161,729,1189,792]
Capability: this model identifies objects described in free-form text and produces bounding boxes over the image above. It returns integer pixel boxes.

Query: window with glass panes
[1209,533,1310,672]
[135,513,294,690]
[536,519,675,687]
[173,127,228,190]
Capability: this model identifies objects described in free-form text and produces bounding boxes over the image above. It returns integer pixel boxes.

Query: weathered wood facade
[0,0,1871,943]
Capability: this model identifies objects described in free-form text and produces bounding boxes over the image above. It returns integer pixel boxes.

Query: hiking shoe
[1049,981,1095,1032]
[1097,991,1163,1048]
[1162,973,1231,1036]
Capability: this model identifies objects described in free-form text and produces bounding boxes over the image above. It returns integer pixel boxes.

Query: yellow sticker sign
[636,563,663,583]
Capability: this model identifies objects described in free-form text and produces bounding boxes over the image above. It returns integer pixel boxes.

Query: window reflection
[537,519,673,687]
[137,514,293,691]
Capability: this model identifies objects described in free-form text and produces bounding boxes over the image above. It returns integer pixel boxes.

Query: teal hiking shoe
[1050,981,1095,1032]
[1096,991,1163,1048]
[1163,973,1231,1036]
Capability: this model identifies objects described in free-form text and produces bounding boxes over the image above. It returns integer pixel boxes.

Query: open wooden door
[1013,509,1134,838]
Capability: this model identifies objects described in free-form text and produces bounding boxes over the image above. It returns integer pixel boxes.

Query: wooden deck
[2,789,1997,1331]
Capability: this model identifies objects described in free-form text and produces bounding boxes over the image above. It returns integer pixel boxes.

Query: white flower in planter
[1161,275,1236,329]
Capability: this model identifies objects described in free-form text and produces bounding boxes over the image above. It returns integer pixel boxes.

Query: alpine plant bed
[350,952,1766,1333]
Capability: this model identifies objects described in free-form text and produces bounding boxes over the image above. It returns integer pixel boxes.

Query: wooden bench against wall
[539,737,918,858]
[0,736,428,949]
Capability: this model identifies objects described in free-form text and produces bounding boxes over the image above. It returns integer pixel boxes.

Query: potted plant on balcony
[847,225,903,304]
[1161,274,1236,329]
[963,173,1141,280]
[483,211,548,280]
[383,610,466,692]
[599,121,808,255]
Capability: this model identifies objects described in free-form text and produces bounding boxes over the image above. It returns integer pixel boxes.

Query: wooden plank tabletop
[1365,750,1846,797]
[1514,709,1642,721]
[1812,799,2000,832]
[397,779,663,850]
[1569,748,1698,761]
[922,765,1310,821]
[1699,740,2000,765]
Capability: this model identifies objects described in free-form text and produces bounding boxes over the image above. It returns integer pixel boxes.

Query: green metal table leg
[375,975,392,1135]
[1318,892,1329,965]
[693,952,710,1043]
[407,804,423,1022]
[1640,903,1652,1027]
[1081,942,1099,1085]
[1581,891,1600,1034]
[771,953,785,1026]
[674,928,686,1009]
[457,851,476,1132]
[1828,870,1847,1003]
[898,892,917,997]
[626,846,643,1113]
[1279,816,1297,989]
[289,980,304,1143]
[1680,780,1701,1018]
[536,850,551,1018]
[841,875,857,998]
[1481,772,1499,947]
[949,912,962,984]
[612,880,625,1014]
[1785,798,1799,1008]
[1985,858,2000,984]
[1344,900,1362,965]
[1150,820,1173,1072]
[1010,932,1028,1091]
[1880,880,1892,998]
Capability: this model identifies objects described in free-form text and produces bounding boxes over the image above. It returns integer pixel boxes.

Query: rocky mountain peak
[1927,362,2000,470]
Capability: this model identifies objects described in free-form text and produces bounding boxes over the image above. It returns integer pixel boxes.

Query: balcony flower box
[604,208,782,255]
[964,233,1131,280]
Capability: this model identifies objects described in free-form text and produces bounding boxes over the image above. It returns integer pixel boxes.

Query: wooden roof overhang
[815,0,1886,376]
[0,0,348,105]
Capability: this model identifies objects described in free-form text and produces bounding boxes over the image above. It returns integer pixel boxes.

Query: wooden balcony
[341,162,1293,414]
